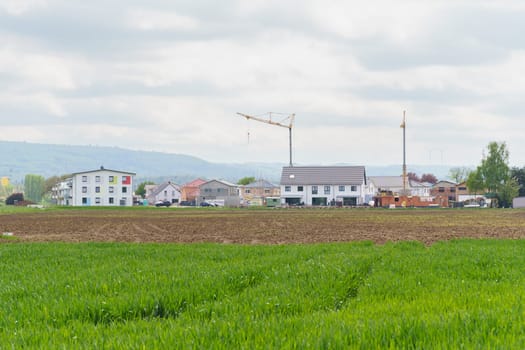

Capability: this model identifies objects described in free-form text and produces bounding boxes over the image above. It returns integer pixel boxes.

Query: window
[122,176,131,185]
[245,189,251,194]
[324,186,330,194]
[109,176,114,182]
[95,197,101,204]
[95,176,100,182]
[82,197,87,204]
[312,186,318,195]
[82,186,87,193]
[458,187,467,191]
[285,186,291,192]
[351,185,357,192]
[339,186,345,192]
[82,176,87,182]
[95,186,100,193]
[109,197,114,204]
[438,187,445,193]
[123,187,128,193]
[204,188,211,193]
[264,189,270,194]
[109,186,114,193]
[297,186,304,192]
[164,190,167,196]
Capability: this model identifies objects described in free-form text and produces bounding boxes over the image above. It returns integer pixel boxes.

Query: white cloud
[126,8,200,31]
[1,1,525,167]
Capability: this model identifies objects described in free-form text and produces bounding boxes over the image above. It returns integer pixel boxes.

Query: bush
[5,193,24,205]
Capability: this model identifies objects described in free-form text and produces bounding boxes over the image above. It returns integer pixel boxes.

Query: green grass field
[1,240,525,348]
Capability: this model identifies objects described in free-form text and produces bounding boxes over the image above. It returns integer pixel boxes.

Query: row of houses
[51,165,485,208]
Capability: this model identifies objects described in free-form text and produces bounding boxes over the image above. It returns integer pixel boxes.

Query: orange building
[181,178,206,202]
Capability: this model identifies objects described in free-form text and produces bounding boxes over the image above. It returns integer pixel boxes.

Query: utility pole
[401,110,407,194]
[237,112,295,167]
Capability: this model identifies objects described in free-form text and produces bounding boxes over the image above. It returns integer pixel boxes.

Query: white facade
[280,166,368,206]
[281,184,365,206]
[54,168,135,206]
[146,182,181,205]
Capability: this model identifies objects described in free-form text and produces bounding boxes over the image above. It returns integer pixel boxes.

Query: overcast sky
[1,0,524,167]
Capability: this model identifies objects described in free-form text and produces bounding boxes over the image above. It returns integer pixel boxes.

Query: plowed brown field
[2,208,525,245]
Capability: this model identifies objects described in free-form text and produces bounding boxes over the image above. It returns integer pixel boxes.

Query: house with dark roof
[146,181,181,205]
[280,166,367,206]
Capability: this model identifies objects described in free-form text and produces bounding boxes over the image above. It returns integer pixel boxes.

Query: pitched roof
[244,179,278,188]
[280,166,366,185]
[182,178,207,188]
[201,179,238,188]
[149,182,180,197]
[368,176,404,188]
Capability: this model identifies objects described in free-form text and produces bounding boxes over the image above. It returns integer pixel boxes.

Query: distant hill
[0,140,283,184]
[0,140,457,184]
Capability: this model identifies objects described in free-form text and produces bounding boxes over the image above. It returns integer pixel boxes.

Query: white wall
[71,170,134,206]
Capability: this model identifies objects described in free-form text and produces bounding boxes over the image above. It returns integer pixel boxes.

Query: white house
[52,167,135,206]
[146,181,181,205]
[280,166,367,206]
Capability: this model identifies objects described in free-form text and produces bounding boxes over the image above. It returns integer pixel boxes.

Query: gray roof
[244,179,278,188]
[280,166,366,185]
[149,182,180,197]
[368,176,404,188]
[201,179,239,188]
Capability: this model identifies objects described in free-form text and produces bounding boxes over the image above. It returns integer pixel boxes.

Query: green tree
[448,167,471,183]
[136,181,155,198]
[466,167,484,195]
[479,141,510,194]
[498,177,520,208]
[24,174,45,203]
[510,166,525,197]
[237,176,256,186]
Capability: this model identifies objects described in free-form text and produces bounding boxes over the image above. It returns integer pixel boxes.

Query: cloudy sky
[1,0,524,167]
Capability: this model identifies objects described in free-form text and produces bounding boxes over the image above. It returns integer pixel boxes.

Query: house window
[95,197,101,204]
[204,188,211,193]
[264,189,270,194]
[339,186,345,192]
[95,176,100,182]
[172,191,176,196]
[109,197,114,204]
[450,188,456,193]
[438,187,445,192]
[82,186,87,193]
[458,187,467,191]
[351,185,357,192]
[123,187,128,193]
[285,186,291,192]
[324,186,330,194]
[82,197,88,204]
[95,186,100,193]
[312,186,318,195]
[82,176,87,182]
[109,186,114,193]
[297,186,304,192]
[245,189,251,194]
[109,176,114,182]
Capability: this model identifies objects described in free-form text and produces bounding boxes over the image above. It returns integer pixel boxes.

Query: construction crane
[237,112,295,167]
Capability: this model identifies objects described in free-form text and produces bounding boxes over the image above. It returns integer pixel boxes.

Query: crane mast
[237,112,295,167]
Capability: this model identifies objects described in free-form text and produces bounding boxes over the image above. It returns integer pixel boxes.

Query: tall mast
[401,110,407,193]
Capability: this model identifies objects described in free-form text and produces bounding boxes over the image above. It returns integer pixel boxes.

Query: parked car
[200,202,216,207]
[179,200,195,206]
[155,200,171,207]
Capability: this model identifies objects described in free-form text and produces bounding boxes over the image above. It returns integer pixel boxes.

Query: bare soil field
[2,208,525,245]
